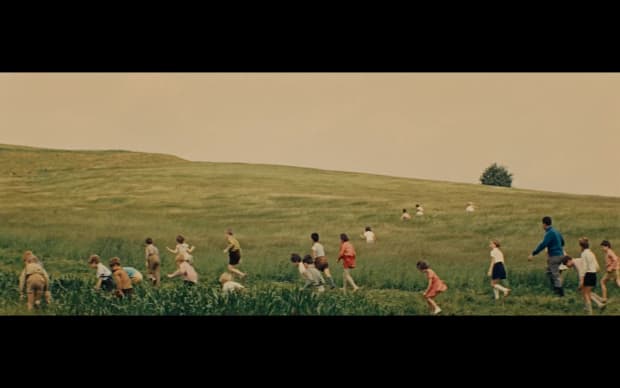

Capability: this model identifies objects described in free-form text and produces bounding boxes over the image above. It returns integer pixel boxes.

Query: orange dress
[425,269,447,297]
[338,241,357,269]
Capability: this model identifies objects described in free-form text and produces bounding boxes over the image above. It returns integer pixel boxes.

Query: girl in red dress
[417,260,447,315]
[337,233,360,292]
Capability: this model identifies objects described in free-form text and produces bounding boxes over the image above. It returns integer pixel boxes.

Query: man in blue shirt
[528,216,566,296]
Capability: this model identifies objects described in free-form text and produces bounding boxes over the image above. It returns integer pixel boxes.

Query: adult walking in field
[337,233,359,293]
[310,232,337,289]
[528,216,566,296]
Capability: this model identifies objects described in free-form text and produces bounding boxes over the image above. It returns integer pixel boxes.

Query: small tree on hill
[480,163,513,188]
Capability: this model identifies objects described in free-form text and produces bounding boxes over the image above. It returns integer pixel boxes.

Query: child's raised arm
[166,246,177,254]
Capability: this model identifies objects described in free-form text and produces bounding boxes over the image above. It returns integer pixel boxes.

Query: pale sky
[1,73,619,197]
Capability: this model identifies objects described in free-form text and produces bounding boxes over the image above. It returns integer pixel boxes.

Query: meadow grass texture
[1,144,619,315]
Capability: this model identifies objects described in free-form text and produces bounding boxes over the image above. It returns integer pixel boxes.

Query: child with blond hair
[486,239,511,300]
[417,260,447,315]
[19,253,52,310]
[168,253,198,285]
[219,272,245,295]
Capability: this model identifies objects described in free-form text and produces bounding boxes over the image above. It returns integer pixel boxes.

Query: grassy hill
[1,143,619,315]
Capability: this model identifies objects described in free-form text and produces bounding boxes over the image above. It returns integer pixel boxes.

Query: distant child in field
[415,204,424,216]
[168,253,198,286]
[144,237,161,287]
[360,226,376,243]
[562,253,606,313]
[466,202,475,212]
[337,233,360,292]
[166,235,195,264]
[486,240,511,300]
[223,228,246,279]
[123,266,143,285]
[600,240,620,300]
[109,257,133,299]
[401,209,412,221]
[88,254,114,292]
[291,254,326,292]
[219,272,245,296]
[19,253,52,310]
[417,260,447,315]
[310,233,336,289]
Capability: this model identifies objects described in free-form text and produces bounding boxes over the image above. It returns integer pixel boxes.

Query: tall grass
[1,144,619,315]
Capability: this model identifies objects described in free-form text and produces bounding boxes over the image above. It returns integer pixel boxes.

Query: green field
[1,143,619,315]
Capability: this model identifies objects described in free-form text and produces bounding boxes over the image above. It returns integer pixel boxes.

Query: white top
[466,205,475,212]
[297,262,306,275]
[416,207,424,215]
[222,281,245,295]
[363,230,376,243]
[572,257,585,279]
[581,249,599,273]
[490,248,504,264]
[312,242,325,257]
[96,263,111,278]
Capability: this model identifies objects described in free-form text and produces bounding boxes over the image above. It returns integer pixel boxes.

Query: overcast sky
[1,73,619,197]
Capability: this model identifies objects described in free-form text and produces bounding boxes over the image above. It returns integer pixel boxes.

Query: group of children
[401,202,475,220]
[16,218,620,315]
[559,239,619,314]
[291,232,362,293]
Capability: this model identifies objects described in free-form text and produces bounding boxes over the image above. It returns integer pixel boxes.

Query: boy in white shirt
[360,226,376,243]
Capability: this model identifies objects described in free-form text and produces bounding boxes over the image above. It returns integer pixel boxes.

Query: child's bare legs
[491,279,510,299]
[323,268,337,289]
[228,264,246,279]
[601,274,610,301]
[44,290,52,305]
[342,269,359,292]
[425,296,441,314]
[591,292,605,308]
[26,292,35,311]
[583,287,593,314]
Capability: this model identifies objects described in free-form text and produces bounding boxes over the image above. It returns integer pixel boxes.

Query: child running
[166,235,195,264]
[144,237,161,287]
[417,260,447,315]
[401,209,412,221]
[291,253,326,292]
[486,239,511,300]
[337,233,359,292]
[600,240,620,302]
[360,226,376,243]
[310,232,336,289]
[168,253,198,286]
[223,228,246,279]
